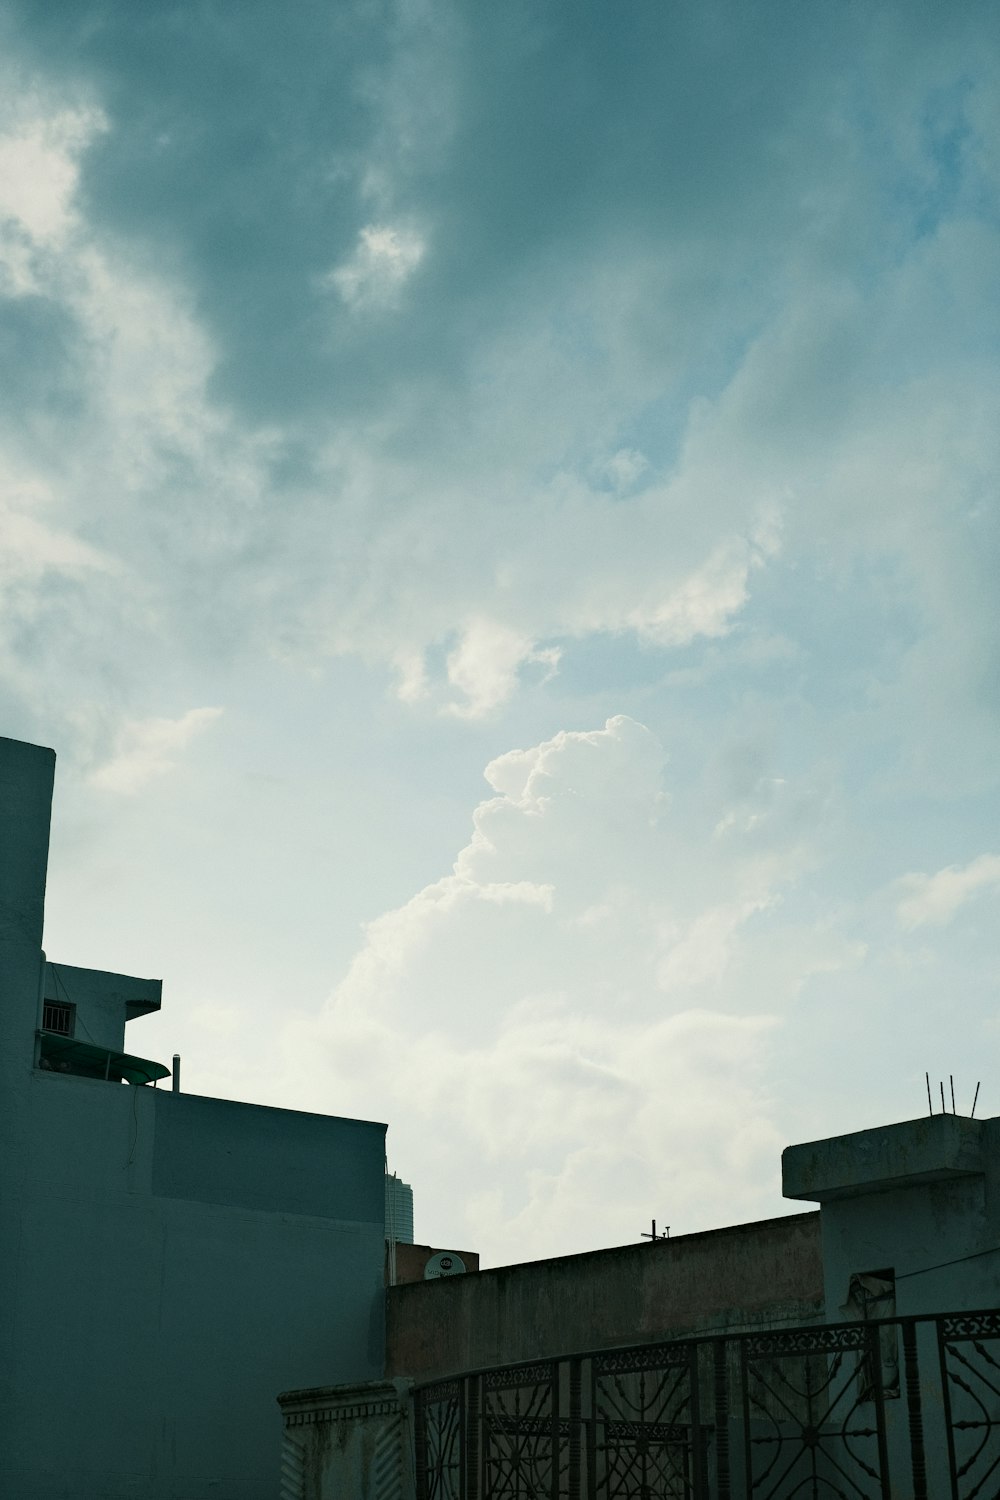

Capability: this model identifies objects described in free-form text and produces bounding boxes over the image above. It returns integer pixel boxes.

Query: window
[42,1001,74,1036]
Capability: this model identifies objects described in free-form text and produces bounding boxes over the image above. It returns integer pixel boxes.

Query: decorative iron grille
[482,1361,564,1499]
[591,1342,702,1499]
[414,1309,1000,1500]
[940,1310,1000,1500]
[740,1324,888,1497]
[415,1378,464,1500]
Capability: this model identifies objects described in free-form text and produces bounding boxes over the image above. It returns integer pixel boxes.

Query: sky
[2,0,999,1266]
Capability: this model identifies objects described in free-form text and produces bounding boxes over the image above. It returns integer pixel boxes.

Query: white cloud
[3,5,999,1270]
[0,71,280,746]
[275,716,835,1261]
[895,854,1000,930]
[601,447,649,492]
[0,101,105,250]
[656,898,776,991]
[10,35,994,741]
[625,532,774,648]
[326,223,426,311]
[0,483,117,582]
[89,707,223,795]
[444,618,561,717]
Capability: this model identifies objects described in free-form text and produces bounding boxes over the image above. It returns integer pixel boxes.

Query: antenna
[925,1075,981,1118]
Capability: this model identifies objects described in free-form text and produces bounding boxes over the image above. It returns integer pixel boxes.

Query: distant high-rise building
[385,1173,414,1243]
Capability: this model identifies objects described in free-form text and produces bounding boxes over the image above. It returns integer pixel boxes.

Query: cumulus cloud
[1,0,999,1263]
[895,854,1000,930]
[277,716,853,1261]
[89,707,223,795]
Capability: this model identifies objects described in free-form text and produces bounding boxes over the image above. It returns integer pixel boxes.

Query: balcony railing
[413,1308,1000,1499]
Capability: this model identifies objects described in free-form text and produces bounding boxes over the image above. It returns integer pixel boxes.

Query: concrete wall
[0,737,387,1499]
[386,1211,823,1382]
[784,1113,1000,1319]
[278,1379,414,1500]
[42,961,162,1053]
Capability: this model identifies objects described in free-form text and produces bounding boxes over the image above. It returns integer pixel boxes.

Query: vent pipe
[172,1054,181,1093]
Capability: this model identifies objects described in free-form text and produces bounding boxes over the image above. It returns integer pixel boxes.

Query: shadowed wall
[386,1210,823,1382]
[0,736,386,1500]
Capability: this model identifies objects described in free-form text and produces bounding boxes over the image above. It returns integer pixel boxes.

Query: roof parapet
[782,1113,986,1204]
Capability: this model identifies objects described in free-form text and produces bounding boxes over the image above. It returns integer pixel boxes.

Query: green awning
[37,1031,170,1085]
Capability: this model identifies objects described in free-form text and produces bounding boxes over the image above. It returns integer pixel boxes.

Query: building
[280,1110,1000,1498]
[385,1172,415,1245]
[6,732,999,1497]
[0,736,388,1500]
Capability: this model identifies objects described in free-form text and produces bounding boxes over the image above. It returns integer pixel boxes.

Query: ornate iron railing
[413,1308,1000,1499]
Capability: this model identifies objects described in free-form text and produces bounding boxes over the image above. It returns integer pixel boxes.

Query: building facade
[281,1112,1000,1499]
[0,736,388,1500]
[385,1173,415,1246]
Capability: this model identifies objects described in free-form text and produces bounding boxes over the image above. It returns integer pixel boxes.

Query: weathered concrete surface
[782,1113,1000,1320]
[783,1114,986,1202]
[278,1379,414,1500]
[386,1211,823,1381]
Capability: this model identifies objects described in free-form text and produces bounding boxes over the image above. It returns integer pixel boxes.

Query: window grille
[42,1001,73,1036]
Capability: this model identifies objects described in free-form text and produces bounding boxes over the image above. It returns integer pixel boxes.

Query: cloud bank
[280,717,859,1261]
[2,1,999,1263]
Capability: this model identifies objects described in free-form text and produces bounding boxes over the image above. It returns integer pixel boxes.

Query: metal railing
[413,1308,1000,1499]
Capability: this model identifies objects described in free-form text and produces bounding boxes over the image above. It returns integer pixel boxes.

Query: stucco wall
[386,1211,823,1382]
[41,961,162,1054]
[819,1150,1000,1319]
[784,1113,1000,1319]
[0,737,387,1500]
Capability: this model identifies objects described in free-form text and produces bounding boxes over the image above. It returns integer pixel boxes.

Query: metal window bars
[41,1000,73,1035]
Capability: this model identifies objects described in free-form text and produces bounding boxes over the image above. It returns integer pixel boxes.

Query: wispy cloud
[325,223,426,311]
[895,854,1000,930]
[89,707,223,795]
[0,486,116,582]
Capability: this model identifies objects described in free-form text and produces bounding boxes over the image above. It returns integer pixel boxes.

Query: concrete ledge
[782,1114,985,1203]
[277,1377,412,1425]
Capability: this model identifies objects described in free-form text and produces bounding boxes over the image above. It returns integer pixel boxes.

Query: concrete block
[783,1114,985,1203]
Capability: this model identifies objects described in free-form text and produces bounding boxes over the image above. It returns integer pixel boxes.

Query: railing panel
[416,1378,465,1500]
[482,1360,564,1500]
[940,1310,1000,1500]
[740,1325,888,1498]
[414,1311,994,1500]
[590,1343,701,1499]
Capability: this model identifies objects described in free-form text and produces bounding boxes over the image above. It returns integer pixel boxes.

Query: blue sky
[2,0,999,1263]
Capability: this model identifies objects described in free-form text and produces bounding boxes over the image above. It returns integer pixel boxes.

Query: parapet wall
[386,1210,823,1382]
